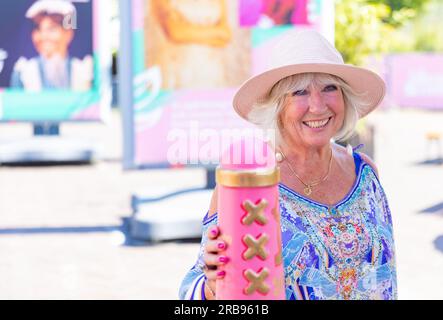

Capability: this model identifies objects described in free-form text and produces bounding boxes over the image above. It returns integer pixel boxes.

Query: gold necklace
[281,149,333,196]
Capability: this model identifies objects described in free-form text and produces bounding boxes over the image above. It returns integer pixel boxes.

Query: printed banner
[0,0,111,121]
[130,0,331,168]
[389,53,443,109]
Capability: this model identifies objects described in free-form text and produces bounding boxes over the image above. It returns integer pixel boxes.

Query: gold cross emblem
[243,233,269,260]
[244,268,270,295]
[242,199,268,226]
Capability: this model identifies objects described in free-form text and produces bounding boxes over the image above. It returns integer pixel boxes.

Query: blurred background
[0,0,442,299]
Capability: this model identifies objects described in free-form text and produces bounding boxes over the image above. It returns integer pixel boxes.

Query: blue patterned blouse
[179,152,398,300]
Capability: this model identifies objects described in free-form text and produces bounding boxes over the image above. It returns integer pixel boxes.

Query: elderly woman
[179,29,397,300]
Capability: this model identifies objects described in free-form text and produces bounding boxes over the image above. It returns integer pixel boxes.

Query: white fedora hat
[233,29,386,120]
[26,0,76,19]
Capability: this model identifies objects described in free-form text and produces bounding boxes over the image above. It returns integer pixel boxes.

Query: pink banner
[132,0,328,167]
[73,104,101,120]
[239,0,310,27]
[135,89,255,165]
[132,0,144,30]
[389,54,443,109]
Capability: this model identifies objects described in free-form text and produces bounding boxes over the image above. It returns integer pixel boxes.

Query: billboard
[0,0,111,121]
[388,53,443,109]
[126,0,333,168]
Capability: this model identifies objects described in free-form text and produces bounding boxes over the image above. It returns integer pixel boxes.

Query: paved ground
[0,108,443,300]
[369,108,443,300]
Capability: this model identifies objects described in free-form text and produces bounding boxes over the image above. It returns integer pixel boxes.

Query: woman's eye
[323,84,338,92]
[291,89,308,96]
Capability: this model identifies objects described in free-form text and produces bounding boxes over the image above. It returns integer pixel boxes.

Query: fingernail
[217,242,225,250]
[211,228,218,236]
[217,270,226,278]
[218,256,229,263]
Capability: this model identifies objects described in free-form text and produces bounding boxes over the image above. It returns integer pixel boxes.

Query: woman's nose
[308,89,327,113]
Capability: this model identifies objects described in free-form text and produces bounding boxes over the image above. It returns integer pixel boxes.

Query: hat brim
[233,63,386,120]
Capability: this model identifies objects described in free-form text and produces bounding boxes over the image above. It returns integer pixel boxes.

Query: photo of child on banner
[0,0,111,122]
[0,0,93,92]
[9,0,93,91]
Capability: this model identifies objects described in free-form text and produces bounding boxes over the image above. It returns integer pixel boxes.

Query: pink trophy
[215,137,285,300]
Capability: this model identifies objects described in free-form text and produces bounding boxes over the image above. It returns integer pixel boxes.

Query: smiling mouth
[303,117,332,129]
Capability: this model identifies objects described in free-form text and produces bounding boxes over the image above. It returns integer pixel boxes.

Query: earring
[275,151,284,163]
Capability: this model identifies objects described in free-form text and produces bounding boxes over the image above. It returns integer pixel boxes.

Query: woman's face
[280,80,345,149]
[32,16,73,59]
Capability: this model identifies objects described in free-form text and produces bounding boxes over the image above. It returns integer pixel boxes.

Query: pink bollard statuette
[215,137,285,300]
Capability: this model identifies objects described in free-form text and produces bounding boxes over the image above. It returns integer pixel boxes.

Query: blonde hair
[247,72,369,148]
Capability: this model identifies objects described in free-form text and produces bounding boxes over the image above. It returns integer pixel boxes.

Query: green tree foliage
[335,0,434,65]
[335,0,393,65]
[367,0,429,26]
[394,0,443,52]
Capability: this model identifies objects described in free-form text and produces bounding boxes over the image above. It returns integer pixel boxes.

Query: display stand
[0,122,97,164]
[116,0,208,242]
[129,168,215,242]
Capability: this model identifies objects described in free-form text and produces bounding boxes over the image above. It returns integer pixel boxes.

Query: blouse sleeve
[178,212,218,300]
[371,173,398,300]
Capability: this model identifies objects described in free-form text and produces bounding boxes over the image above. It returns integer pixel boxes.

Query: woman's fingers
[205,238,227,254]
[207,226,220,240]
[205,226,227,254]
[203,252,230,269]
[204,225,229,288]
[203,226,228,298]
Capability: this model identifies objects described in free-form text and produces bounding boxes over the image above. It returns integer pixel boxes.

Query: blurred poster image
[145,0,251,89]
[240,0,310,27]
[0,0,93,92]
[132,0,330,166]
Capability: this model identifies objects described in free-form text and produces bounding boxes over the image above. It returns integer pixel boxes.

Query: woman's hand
[203,225,229,299]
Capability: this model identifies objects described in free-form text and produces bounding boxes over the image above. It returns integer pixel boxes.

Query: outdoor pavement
[0,108,443,300]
